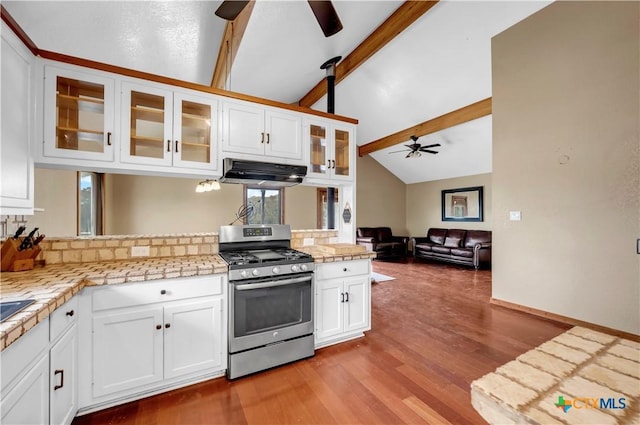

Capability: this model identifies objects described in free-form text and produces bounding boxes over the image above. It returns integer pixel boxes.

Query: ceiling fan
[215,1,343,38]
[389,136,441,158]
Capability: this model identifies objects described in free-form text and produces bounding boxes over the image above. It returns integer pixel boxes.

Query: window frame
[243,185,285,225]
[77,171,104,236]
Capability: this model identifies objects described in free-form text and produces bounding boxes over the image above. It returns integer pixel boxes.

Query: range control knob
[272,266,280,274]
[240,270,248,278]
[300,264,308,272]
[291,264,300,272]
[252,269,260,277]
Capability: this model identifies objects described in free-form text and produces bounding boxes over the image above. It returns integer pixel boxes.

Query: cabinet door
[163,298,224,379]
[343,276,370,333]
[121,82,173,166]
[264,109,302,160]
[306,120,330,179]
[172,93,218,170]
[222,101,265,155]
[0,25,34,215]
[50,325,77,425]
[1,355,49,425]
[43,66,115,162]
[92,307,163,397]
[315,278,344,342]
[331,126,353,181]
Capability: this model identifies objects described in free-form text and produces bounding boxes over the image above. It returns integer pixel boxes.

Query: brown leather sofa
[411,228,491,269]
[356,227,409,260]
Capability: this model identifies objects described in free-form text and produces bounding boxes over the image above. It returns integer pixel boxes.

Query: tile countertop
[0,255,228,351]
[0,245,375,351]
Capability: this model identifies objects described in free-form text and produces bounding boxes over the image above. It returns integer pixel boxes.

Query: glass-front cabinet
[306,119,353,181]
[43,66,115,162]
[121,82,217,171]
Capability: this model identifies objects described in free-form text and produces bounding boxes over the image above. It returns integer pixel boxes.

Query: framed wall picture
[441,186,483,222]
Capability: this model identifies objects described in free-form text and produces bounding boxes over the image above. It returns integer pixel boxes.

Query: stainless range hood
[220,158,307,187]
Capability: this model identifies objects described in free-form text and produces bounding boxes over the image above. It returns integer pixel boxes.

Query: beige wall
[29,168,77,237]
[492,1,639,334]
[284,184,317,230]
[406,173,492,236]
[30,171,318,236]
[355,154,407,235]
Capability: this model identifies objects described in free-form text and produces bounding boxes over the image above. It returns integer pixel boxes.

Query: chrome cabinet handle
[54,369,64,390]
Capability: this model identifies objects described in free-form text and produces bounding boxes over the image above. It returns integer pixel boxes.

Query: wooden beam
[298,1,438,108]
[211,2,255,89]
[358,97,492,157]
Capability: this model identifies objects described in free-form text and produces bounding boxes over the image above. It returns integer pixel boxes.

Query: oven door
[229,272,313,353]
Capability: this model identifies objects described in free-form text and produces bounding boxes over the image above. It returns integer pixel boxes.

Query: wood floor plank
[73,259,571,425]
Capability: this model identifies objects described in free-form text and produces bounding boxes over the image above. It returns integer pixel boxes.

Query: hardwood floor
[72,259,570,425]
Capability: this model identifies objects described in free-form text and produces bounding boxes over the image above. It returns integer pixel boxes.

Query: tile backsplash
[7,229,338,265]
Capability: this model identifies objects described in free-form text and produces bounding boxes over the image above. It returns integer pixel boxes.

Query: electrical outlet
[131,246,150,257]
[303,238,314,246]
[509,211,522,221]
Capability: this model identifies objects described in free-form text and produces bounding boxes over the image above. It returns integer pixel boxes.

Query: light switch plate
[509,211,522,221]
[131,246,150,257]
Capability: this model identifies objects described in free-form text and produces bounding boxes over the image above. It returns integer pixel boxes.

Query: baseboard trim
[490,297,640,342]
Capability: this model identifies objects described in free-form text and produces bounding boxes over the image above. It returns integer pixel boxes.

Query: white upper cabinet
[120,82,218,172]
[305,118,355,182]
[1,22,35,215]
[222,100,302,162]
[43,65,115,162]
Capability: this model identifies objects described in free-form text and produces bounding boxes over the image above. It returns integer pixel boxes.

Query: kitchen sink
[0,299,35,323]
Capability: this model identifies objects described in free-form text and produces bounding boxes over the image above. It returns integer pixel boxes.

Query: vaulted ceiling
[2,0,552,184]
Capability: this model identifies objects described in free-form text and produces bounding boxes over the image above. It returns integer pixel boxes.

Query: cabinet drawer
[315,260,370,281]
[0,319,48,395]
[91,275,224,312]
[50,296,78,342]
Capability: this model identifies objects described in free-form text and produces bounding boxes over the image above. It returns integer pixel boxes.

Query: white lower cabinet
[92,306,164,397]
[1,355,49,425]
[50,325,78,425]
[315,260,371,348]
[78,275,227,412]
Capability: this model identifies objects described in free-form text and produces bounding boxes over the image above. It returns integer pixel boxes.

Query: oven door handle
[235,275,312,290]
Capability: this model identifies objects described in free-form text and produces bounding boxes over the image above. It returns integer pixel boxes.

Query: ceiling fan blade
[405,152,412,158]
[421,143,441,149]
[422,150,439,154]
[389,149,409,154]
[215,0,250,20]
[307,1,343,37]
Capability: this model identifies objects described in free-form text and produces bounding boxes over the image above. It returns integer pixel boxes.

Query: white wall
[492,1,639,334]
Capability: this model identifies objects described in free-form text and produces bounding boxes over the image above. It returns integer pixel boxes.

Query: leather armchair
[356,227,409,260]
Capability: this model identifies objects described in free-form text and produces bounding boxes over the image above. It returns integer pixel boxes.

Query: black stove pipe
[320,56,341,229]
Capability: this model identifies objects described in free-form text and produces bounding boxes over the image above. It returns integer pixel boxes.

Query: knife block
[0,239,41,272]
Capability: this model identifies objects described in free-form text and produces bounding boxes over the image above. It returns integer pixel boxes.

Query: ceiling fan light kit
[389,135,441,158]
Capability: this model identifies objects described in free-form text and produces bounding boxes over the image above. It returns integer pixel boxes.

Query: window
[316,188,338,229]
[244,186,284,224]
[78,171,104,236]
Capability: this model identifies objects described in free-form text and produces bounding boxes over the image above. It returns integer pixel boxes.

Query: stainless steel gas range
[218,224,315,379]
